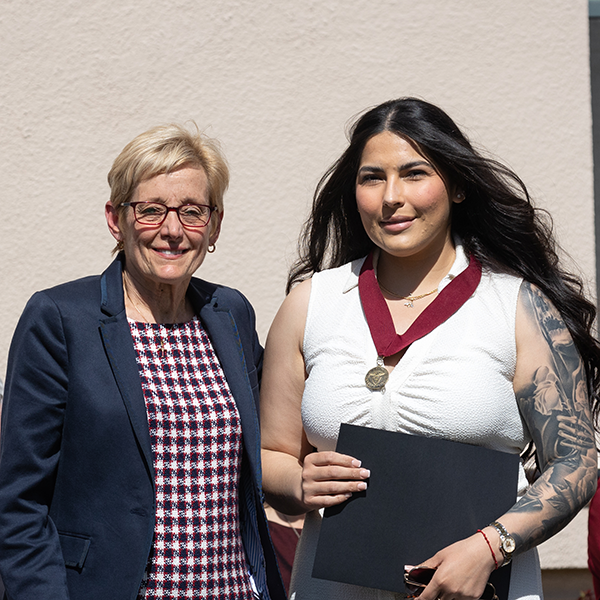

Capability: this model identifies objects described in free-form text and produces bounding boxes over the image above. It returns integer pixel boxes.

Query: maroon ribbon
[358,252,482,357]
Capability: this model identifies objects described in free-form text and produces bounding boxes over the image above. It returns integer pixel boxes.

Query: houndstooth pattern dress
[129,317,254,600]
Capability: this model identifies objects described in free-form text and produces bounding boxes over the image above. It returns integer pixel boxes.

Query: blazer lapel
[195,294,261,480]
[98,256,154,481]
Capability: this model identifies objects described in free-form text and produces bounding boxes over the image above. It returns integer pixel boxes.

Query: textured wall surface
[537,506,590,569]
[0,0,595,568]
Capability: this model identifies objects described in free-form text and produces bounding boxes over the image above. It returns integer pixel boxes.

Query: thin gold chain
[378,281,438,302]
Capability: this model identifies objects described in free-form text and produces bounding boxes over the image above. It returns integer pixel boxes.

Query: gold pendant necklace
[365,356,389,392]
[378,281,438,308]
[157,330,170,357]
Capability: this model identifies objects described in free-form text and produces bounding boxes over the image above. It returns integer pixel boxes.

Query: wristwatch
[489,521,516,565]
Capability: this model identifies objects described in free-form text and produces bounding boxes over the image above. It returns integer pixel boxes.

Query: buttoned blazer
[0,254,285,600]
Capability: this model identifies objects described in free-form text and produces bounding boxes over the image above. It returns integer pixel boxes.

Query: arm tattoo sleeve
[510,282,596,552]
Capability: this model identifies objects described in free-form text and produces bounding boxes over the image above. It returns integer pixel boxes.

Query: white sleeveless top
[289,246,543,600]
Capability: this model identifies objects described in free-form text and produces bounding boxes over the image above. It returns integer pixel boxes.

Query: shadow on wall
[541,569,594,600]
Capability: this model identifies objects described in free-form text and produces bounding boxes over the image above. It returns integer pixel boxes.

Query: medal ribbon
[358,251,482,357]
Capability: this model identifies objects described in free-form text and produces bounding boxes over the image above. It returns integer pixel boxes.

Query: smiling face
[105,165,221,292]
[355,131,462,263]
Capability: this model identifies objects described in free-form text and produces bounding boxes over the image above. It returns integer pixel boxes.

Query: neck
[376,239,457,298]
[122,270,192,324]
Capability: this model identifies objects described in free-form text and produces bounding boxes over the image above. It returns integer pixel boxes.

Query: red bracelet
[478,529,498,570]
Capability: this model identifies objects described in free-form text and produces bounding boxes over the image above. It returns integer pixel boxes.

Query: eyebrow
[357,160,432,173]
[143,197,204,205]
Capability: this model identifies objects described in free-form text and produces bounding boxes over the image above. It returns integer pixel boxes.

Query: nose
[383,177,404,206]
[159,208,184,239]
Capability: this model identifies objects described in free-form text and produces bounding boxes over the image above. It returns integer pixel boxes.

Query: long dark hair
[289,97,600,419]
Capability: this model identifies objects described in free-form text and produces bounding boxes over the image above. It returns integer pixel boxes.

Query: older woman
[260,98,600,600]
[0,124,285,600]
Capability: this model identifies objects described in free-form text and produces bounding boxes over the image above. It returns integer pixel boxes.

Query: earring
[456,191,465,200]
[116,240,124,251]
[208,244,216,253]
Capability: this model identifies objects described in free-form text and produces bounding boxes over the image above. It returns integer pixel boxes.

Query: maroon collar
[358,252,482,357]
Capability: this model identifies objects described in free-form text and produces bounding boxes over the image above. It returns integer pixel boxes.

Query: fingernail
[360,469,370,478]
[344,493,353,498]
[351,459,362,467]
[357,482,367,491]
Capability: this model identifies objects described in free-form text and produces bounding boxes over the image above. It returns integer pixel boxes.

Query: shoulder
[283,278,312,316]
[473,267,523,310]
[188,278,261,346]
[35,273,102,304]
[17,274,104,332]
[24,255,125,314]
[9,277,104,375]
[479,267,523,291]
[516,281,560,324]
[515,281,565,338]
[303,258,364,313]
[189,277,254,314]
[304,258,365,318]
[312,257,365,287]
[265,278,312,356]
[514,281,580,380]
[265,259,360,351]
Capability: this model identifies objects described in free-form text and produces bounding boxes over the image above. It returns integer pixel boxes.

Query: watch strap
[489,520,515,565]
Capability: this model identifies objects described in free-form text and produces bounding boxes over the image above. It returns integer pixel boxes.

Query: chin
[149,269,193,285]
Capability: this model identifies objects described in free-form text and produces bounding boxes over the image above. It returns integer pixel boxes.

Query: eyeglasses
[404,567,497,600]
[122,202,216,228]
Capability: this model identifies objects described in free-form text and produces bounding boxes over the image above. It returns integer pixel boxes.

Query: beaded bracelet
[477,528,499,570]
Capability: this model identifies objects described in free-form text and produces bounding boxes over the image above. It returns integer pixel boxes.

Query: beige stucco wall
[0,0,595,569]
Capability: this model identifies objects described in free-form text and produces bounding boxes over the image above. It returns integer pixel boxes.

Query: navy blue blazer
[0,255,285,600]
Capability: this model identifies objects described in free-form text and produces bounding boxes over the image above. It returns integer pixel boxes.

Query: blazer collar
[189,282,262,482]
[98,254,156,479]
[100,253,127,317]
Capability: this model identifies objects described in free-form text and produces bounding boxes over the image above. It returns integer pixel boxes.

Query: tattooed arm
[417,281,597,600]
[505,281,597,551]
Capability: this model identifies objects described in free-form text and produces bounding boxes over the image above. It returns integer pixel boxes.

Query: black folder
[312,424,520,599]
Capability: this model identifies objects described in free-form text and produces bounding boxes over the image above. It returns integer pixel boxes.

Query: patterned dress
[129,317,255,600]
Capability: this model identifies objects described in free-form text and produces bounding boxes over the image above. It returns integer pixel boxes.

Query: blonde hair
[108,123,229,213]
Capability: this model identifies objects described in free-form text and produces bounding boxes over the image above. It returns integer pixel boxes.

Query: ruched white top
[289,245,543,600]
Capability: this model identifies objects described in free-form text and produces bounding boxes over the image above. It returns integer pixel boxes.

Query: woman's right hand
[261,280,370,515]
[300,451,370,510]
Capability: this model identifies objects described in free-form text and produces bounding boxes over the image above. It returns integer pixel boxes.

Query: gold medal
[365,357,389,391]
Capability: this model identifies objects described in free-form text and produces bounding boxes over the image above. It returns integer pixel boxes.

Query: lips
[381,216,413,224]
[380,216,415,231]
[152,248,188,257]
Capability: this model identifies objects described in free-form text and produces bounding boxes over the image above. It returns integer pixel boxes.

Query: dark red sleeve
[267,521,301,594]
[588,477,600,598]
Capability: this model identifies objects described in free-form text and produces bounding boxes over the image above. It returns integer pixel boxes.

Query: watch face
[503,537,516,554]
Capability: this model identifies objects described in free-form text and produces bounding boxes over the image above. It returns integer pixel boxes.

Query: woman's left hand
[411,531,496,600]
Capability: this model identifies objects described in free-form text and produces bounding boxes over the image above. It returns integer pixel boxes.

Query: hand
[557,414,595,451]
[300,451,370,511]
[412,531,497,600]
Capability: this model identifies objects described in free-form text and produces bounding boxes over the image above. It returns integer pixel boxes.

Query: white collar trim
[341,239,469,295]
